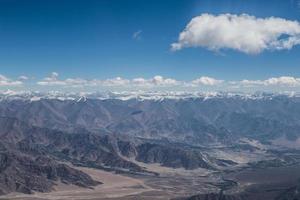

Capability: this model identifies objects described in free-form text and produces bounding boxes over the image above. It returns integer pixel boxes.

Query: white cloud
[191,76,223,86]
[0,74,23,86]
[37,73,179,88]
[264,76,300,86]
[18,76,29,81]
[37,72,89,87]
[37,72,68,86]
[35,74,300,91]
[101,77,130,86]
[240,76,300,87]
[131,76,180,87]
[132,77,148,85]
[132,30,142,40]
[150,76,179,86]
[171,13,300,54]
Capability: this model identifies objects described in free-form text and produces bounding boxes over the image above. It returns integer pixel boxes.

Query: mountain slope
[0,151,100,195]
[1,95,300,145]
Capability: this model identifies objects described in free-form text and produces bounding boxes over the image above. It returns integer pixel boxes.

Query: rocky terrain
[0,92,300,199]
[0,151,101,195]
[1,92,300,145]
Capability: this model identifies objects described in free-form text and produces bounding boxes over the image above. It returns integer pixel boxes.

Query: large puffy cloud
[0,75,23,86]
[171,13,300,54]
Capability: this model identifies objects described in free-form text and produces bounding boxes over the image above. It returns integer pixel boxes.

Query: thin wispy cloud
[37,72,89,87]
[18,76,29,81]
[0,74,24,86]
[132,30,142,40]
[171,13,300,54]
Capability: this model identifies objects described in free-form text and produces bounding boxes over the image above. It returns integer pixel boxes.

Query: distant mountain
[1,93,300,145]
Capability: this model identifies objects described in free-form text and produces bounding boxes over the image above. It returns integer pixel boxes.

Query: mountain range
[0,92,300,199]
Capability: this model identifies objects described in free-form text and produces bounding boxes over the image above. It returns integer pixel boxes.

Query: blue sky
[0,0,300,91]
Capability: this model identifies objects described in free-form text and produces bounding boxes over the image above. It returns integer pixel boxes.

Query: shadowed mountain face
[182,193,244,200]
[0,151,100,195]
[275,183,300,200]
[181,182,300,200]
[0,117,145,169]
[0,116,218,195]
[1,95,300,197]
[0,119,99,195]
[136,143,213,170]
[0,117,137,195]
[0,116,215,171]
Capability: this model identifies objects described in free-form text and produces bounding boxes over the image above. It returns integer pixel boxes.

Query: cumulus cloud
[98,76,179,87]
[0,74,23,86]
[37,73,179,88]
[149,76,179,86]
[102,76,179,87]
[35,73,300,91]
[239,76,300,87]
[264,76,300,86]
[101,77,130,86]
[191,76,223,86]
[171,13,300,54]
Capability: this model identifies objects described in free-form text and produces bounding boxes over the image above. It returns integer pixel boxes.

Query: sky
[0,0,300,92]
